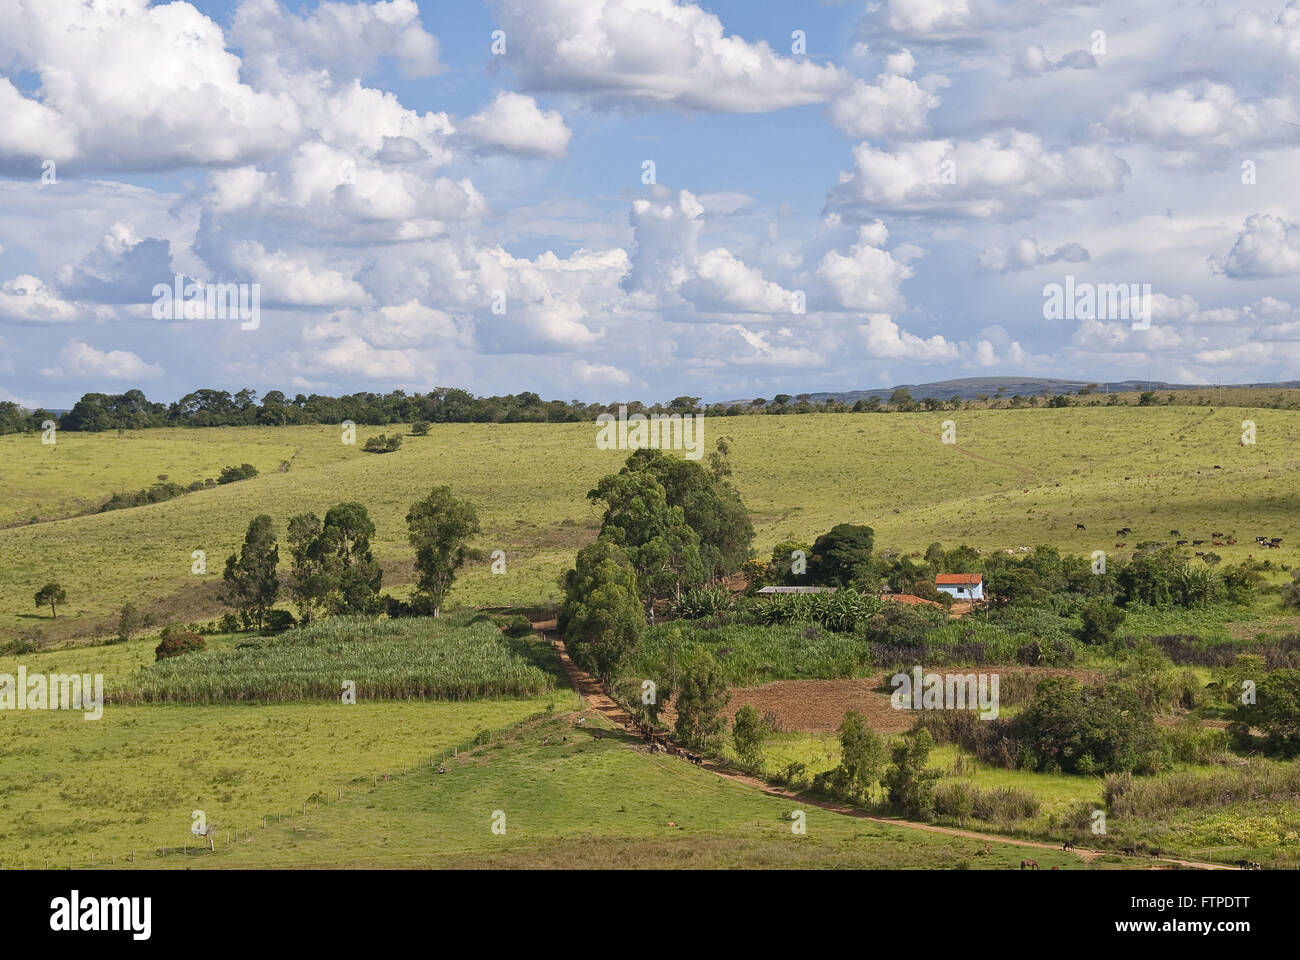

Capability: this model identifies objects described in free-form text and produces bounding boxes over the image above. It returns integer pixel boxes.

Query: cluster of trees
[559,446,753,684]
[221,486,480,631]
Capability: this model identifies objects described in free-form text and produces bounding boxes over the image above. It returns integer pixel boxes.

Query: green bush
[217,463,259,484]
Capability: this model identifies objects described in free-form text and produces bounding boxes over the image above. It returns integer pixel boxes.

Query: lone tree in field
[673,649,730,749]
[34,582,66,618]
[406,485,481,617]
[822,710,887,802]
[116,603,142,642]
[222,514,280,630]
[559,539,644,683]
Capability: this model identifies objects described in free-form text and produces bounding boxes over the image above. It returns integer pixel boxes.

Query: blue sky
[1,0,1298,408]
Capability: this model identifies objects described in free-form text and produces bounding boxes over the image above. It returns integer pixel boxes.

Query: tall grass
[115,615,559,704]
[624,622,871,686]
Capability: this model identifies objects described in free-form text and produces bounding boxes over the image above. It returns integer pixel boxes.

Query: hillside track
[535,618,1232,871]
[911,421,1036,483]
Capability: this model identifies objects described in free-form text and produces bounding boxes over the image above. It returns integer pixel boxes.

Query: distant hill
[724,377,1300,406]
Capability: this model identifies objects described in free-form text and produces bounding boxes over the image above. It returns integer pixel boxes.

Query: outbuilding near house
[756,586,836,596]
[934,573,983,600]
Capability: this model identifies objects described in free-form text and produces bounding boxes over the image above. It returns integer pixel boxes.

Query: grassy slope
[122,714,1094,870]
[3,406,1299,640]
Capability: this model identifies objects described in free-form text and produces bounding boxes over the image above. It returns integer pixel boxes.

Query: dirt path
[537,620,1231,871]
[912,422,1035,484]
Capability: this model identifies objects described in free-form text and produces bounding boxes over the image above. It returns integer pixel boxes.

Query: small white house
[935,573,983,600]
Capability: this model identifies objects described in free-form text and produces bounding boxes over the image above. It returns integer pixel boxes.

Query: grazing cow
[1271,537,1283,544]
[1193,539,1204,545]
[1116,529,1124,536]
[1226,539,1237,545]
[975,843,991,857]
[1115,543,1126,548]
[1062,840,1074,851]
[1020,859,1039,870]
[1050,866,1059,870]
[1195,552,1205,557]
[1213,531,1224,538]
[1170,529,1180,536]
[1076,523,1086,530]
[576,717,586,727]
[1213,465,1222,469]
[1176,540,1187,545]
[1213,541,1224,546]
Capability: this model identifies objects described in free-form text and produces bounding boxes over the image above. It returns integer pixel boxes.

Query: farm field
[3,405,1299,642]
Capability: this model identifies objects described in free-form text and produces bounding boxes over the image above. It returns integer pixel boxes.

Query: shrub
[673,586,735,620]
[502,615,533,638]
[262,609,297,635]
[217,463,258,484]
[362,434,402,454]
[411,421,430,436]
[155,626,206,661]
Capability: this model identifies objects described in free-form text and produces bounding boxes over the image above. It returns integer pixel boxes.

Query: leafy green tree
[559,540,644,683]
[832,710,887,801]
[808,523,875,585]
[222,515,280,630]
[732,703,768,770]
[673,649,730,748]
[770,539,812,584]
[883,728,942,819]
[285,513,328,624]
[406,485,481,617]
[611,448,755,581]
[1252,669,1300,757]
[116,603,142,642]
[1013,677,1158,774]
[1078,597,1126,643]
[318,503,383,614]
[34,582,66,618]
[587,469,705,599]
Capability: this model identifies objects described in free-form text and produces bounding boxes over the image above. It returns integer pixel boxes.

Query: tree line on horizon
[7,382,1294,436]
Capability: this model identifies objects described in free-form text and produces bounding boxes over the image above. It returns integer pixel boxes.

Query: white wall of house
[936,582,984,600]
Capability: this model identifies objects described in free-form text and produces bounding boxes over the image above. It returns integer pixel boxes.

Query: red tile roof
[935,573,982,584]
[887,594,945,607]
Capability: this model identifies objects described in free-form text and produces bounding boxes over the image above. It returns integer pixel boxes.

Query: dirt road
[537,620,1231,871]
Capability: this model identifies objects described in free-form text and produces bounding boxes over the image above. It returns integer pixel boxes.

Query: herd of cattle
[1093,525,1283,551]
